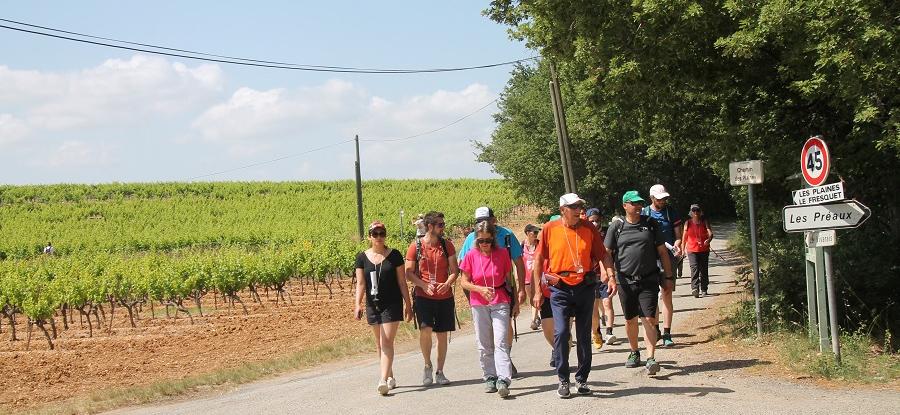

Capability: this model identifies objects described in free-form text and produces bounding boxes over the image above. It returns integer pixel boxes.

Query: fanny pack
[543,271,597,287]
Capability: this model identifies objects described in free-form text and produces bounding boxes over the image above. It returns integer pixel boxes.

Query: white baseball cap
[559,193,586,207]
[649,184,670,199]
[474,206,493,221]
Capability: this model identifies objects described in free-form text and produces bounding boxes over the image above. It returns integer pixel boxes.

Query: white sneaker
[377,379,389,395]
[605,333,618,346]
[387,376,397,389]
[422,365,433,386]
[435,370,450,385]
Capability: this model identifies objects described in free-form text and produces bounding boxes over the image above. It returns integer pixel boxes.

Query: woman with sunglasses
[354,221,413,396]
[459,221,515,398]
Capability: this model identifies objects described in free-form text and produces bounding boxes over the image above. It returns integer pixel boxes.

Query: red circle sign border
[801,136,830,186]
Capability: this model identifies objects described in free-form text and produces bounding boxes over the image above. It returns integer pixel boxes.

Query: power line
[188,96,499,180]
[0,18,536,74]
[187,138,355,181]
[360,97,499,142]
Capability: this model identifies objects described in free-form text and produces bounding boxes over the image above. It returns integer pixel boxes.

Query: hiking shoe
[702,290,709,297]
[576,381,591,395]
[484,376,498,393]
[626,350,641,368]
[530,317,540,331]
[497,379,510,398]
[692,288,699,298]
[557,380,571,399]
[592,332,604,350]
[386,376,397,389]
[662,333,675,347]
[377,379,389,395]
[435,370,450,385]
[604,333,618,346]
[422,365,433,386]
[646,357,660,375]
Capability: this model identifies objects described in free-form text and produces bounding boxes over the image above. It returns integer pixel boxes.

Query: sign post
[786,135,860,363]
[729,160,764,338]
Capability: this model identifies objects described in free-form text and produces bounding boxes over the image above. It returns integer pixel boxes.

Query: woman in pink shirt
[459,221,514,398]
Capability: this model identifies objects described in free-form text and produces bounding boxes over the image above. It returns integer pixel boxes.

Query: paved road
[111,228,900,415]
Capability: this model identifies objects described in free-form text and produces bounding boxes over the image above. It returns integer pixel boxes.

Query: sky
[0,2,532,184]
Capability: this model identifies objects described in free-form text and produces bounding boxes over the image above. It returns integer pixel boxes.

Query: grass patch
[722,298,900,384]
[21,308,474,415]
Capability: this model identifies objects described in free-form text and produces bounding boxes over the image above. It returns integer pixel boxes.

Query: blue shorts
[595,281,610,299]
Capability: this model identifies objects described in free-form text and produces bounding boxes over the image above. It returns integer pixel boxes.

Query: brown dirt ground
[1,280,374,412]
[0,207,548,414]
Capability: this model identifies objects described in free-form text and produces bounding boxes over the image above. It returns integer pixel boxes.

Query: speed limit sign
[801,136,830,186]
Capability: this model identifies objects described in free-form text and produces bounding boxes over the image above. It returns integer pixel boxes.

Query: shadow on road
[596,385,735,398]
[651,358,770,381]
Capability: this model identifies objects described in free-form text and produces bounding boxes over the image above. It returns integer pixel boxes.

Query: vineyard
[0,179,522,352]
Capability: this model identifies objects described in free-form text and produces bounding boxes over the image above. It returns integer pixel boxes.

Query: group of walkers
[353,184,714,399]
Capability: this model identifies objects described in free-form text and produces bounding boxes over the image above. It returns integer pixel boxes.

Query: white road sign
[729,160,764,185]
[805,230,836,248]
[792,182,845,205]
[783,200,871,232]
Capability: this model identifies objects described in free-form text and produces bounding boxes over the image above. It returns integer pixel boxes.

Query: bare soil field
[1,278,372,412]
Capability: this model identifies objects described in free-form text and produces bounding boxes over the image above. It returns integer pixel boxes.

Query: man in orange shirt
[532,193,616,398]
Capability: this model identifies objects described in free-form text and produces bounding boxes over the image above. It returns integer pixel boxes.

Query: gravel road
[110,227,900,415]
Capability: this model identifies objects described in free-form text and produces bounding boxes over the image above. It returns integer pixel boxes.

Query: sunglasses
[370,231,386,237]
[626,201,645,206]
[476,238,493,244]
[434,222,446,228]
[566,204,585,210]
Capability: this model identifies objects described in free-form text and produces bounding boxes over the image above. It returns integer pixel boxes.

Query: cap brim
[652,192,670,199]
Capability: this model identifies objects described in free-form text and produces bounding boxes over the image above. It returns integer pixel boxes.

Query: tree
[484,0,900,342]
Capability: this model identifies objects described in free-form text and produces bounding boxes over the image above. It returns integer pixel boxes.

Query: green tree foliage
[484,0,900,342]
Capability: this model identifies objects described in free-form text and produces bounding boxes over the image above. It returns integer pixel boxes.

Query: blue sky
[0,2,531,184]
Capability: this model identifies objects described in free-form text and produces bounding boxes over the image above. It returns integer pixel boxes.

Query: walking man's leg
[573,284,595,392]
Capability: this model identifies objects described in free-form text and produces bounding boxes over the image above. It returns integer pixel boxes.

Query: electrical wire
[187,138,355,181]
[187,96,499,180]
[359,97,499,142]
[0,19,536,74]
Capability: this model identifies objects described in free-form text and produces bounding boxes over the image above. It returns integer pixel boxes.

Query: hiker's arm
[673,215,684,256]
[405,259,431,293]
[679,222,689,253]
[513,256,526,303]
[434,254,459,296]
[395,264,413,320]
[354,267,365,320]
[705,222,714,246]
[531,250,544,308]
[657,244,674,279]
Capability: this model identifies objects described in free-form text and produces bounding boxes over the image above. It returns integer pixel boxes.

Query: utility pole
[548,61,576,193]
[354,134,364,240]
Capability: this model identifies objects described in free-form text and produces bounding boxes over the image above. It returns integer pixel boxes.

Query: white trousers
[472,303,512,383]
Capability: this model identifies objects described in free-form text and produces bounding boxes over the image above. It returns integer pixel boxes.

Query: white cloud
[0,55,224,131]
[44,140,112,167]
[0,114,30,146]
[191,80,367,141]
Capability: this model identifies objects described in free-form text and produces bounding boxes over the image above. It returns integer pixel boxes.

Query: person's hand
[512,302,521,318]
[403,303,413,322]
[423,282,436,296]
[354,305,363,320]
[517,289,527,306]
[481,286,495,302]
[532,292,543,309]
[435,282,451,296]
[606,281,618,297]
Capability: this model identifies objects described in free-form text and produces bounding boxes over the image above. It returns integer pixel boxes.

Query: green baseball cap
[622,190,646,204]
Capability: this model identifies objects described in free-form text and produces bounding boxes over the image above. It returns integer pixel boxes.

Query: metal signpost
[729,160,764,337]
[782,136,871,363]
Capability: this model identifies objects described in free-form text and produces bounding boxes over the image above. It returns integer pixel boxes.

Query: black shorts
[540,296,553,320]
[414,296,456,332]
[366,302,403,325]
[616,273,660,320]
